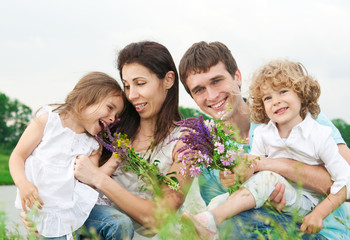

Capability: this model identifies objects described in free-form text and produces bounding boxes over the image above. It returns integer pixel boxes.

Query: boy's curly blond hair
[248,59,321,124]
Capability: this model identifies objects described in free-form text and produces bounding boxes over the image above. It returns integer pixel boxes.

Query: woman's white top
[15,106,99,237]
[98,126,183,238]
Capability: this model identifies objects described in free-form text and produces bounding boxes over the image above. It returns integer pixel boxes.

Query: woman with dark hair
[73,41,192,239]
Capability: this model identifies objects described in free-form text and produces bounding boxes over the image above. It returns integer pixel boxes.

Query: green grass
[0,153,14,185]
[0,150,346,239]
[0,209,23,240]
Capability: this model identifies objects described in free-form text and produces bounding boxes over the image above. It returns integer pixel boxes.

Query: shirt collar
[266,112,314,139]
[267,118,278,130]
[296,112,314,139]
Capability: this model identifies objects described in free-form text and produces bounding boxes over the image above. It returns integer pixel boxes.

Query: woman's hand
[74,154,101,187]
[99,154,122,176]
[18,180,43,212]
[20,211,39,237]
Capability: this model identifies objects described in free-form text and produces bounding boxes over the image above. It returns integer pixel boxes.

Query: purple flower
[172,116,214,157]
[169,113,250,195]
[220,156,231,166]
[189,166,201,177]
[170,114,245,172]
[214,142,225,154]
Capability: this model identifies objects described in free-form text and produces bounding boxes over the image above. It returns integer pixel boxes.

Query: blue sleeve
[248,122,261,152]
[198,168,228,206]
[316,112,345,144]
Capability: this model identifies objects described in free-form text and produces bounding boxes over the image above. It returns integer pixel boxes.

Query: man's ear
[234,68,242,89]
[164,71,175,90]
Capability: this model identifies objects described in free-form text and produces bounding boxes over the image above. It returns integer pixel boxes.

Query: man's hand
[219,154,257,187]
[219,169,235,188]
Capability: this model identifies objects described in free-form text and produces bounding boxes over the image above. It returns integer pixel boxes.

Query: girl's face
[80,92,124,135]
[261,84,302,129]
[122,63,172,122]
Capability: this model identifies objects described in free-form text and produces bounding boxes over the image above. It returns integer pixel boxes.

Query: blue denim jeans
[81,204,134,240]
[219,206,327,239]
[40,231,79,240]
[40,236,72,240]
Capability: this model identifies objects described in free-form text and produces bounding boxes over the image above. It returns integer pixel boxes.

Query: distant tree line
[0,92,32,154]
[179,106,211,120]
[332,119,350,147]
[0,92,349,155]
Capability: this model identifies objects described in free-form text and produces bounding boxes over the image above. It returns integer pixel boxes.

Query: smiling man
[178,41,350,239]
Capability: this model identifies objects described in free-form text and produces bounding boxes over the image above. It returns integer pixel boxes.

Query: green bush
[332,118,350,147]
[0,153,13,185]
[179,106,211,120]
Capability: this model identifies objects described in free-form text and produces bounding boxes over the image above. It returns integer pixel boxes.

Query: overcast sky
[1,0,350,123]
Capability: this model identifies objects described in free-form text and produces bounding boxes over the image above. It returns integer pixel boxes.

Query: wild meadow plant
[0,209,27,240]
[218,205,307,240]
[4,115,347,239]
[170,112,255,194]
[96,120,199,238]
[95,119,180,194]
[169,112,336,239]
[4,117,347,239]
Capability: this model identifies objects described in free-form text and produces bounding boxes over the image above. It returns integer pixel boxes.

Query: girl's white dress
[15,106,99,237]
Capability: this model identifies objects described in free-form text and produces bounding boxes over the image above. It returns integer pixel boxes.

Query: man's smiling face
[186,61,242,120]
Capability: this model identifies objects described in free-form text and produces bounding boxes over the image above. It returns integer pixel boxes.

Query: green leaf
[170,176,179,183]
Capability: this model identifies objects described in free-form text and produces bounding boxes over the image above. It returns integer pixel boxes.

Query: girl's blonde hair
[248,59,321,124]
[53,72,124,117]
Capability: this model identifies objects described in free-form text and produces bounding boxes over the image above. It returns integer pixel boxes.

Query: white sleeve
[35,105,52,117]
[250,127,267,157]
[91,138,100,151]
[317,128,350,199]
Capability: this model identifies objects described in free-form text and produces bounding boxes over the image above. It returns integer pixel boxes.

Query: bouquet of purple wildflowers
[96,119,180,193]
[171,113,251,194]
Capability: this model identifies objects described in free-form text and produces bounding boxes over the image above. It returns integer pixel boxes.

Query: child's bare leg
[184,171,301,239]
[211,188,256,225]
[182,188,256,240]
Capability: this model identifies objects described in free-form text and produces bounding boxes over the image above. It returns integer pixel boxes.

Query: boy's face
[185,61,242,120]
[261,84,303,129]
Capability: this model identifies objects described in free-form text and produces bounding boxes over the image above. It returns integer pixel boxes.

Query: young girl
[9,72,125,239]
[184,59,350,239]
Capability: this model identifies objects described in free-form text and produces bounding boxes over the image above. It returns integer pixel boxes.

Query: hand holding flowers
[219,153,257,188]
[171,111,258,194]
[95,119,180,194]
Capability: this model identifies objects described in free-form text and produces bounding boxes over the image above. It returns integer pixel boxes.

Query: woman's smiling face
[121,63,169,122]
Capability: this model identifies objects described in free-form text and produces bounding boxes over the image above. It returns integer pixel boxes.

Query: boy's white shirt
[251,113,350,204]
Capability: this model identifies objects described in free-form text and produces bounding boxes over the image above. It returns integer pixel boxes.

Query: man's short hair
[179,41,238,95]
